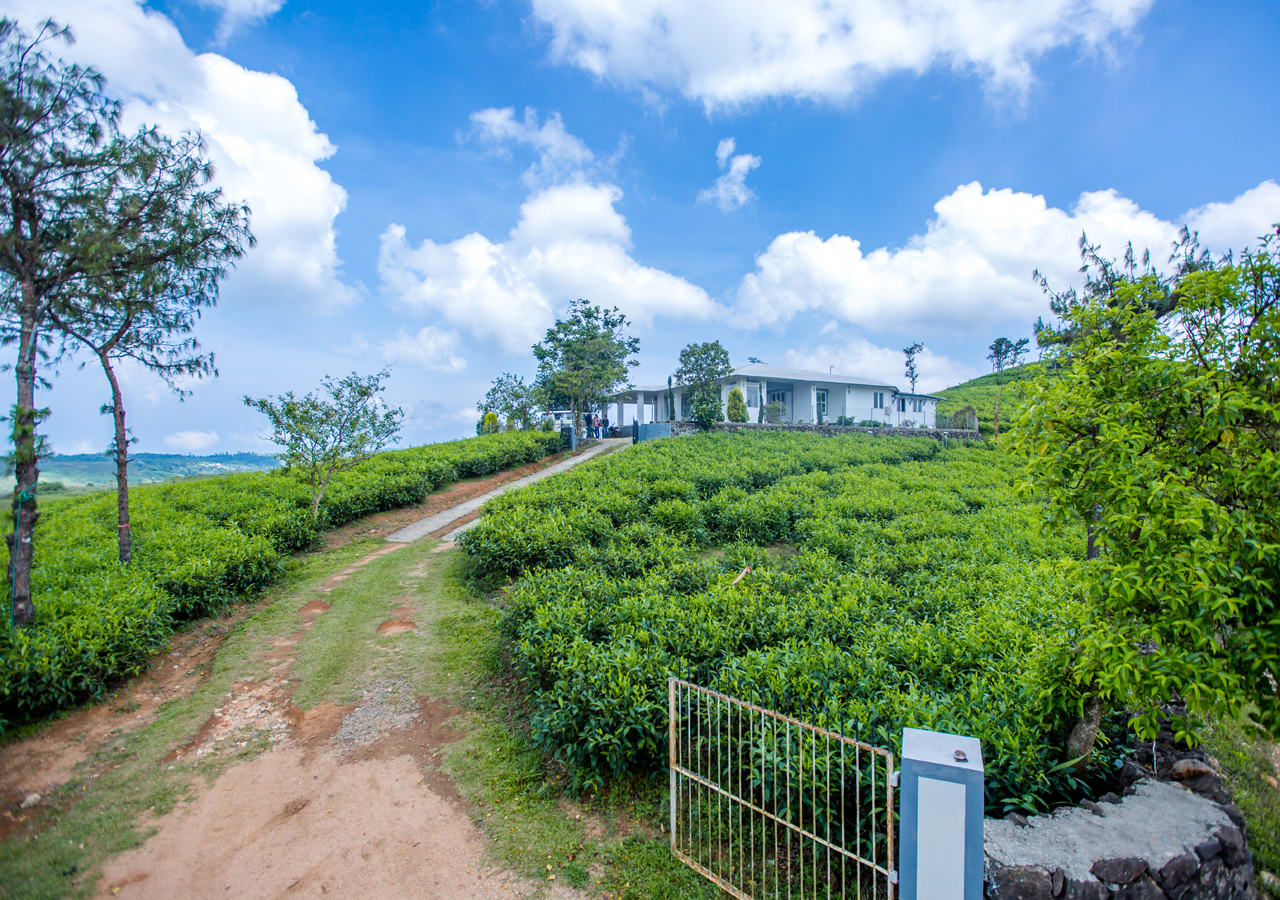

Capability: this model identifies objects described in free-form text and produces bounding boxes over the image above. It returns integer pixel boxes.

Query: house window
[816,389,828,417]
[912,399,924,413]
[747,382,761,407]
[873,392,884,409]
[681,394,691,419]
[898,398,906,412]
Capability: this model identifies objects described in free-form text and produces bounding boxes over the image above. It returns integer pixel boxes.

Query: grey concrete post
[898,727,984,900]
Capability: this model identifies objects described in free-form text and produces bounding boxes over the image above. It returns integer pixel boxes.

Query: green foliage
[532,299,639,437]
[0,431,561,728]
[1013,227,1280,741]
[479,372,537,430]
[463,432,1115,811]
[245,369,404,518]
[480,411,500,434]
[675,341,732,428]
[726,387,748,423]
[903,341,923,393]
[936,363,1043,435]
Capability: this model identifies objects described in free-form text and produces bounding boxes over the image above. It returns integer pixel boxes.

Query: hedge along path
[387,437,632,545]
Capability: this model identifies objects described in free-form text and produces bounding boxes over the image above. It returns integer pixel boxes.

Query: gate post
[897,728,984,900]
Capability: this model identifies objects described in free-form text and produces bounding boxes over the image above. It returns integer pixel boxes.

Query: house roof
[725,362,899,390]
[896,391,944,401]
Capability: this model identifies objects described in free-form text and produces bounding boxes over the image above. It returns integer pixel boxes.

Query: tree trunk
[1066,693,1103,769]
[99,353,132,563]
[7,280,41,626]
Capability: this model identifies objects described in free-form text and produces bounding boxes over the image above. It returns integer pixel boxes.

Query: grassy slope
[935,361,1047,435]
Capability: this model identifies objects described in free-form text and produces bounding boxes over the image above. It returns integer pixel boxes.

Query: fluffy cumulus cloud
[379,326,466,373]
[198,0,285,43]
[378,182,718,352]
[782,337,982,394]
[530,0,1155,108]
[697,137,761,212]
[164,429,220,452]
[7,0,356,310]
[468,107,596,187]
[736,179,1280,334]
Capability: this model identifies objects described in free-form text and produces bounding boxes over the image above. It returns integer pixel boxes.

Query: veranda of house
[605,363,940,429]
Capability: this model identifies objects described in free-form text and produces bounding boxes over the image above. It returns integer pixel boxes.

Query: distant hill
[935,362,1048,435]
[28,452,279,490]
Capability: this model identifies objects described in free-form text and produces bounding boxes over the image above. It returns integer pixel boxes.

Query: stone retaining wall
[667,421,981,442]
[984,742,1255,899]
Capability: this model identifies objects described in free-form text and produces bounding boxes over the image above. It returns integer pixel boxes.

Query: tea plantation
[462,431,1118,813]
[0,430,561,730]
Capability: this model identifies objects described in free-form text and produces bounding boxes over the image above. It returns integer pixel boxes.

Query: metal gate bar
[669,678,896,899]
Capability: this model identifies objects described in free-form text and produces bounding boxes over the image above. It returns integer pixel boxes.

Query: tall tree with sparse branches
[0,19,252,621]
[986,336,1028,439]
[478,372,536,430]
[902,341,923,393]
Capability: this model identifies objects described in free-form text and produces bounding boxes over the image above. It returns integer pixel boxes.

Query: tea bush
[0,430,561,727]
[463,432,1119,812]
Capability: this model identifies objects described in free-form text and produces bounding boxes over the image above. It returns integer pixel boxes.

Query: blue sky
[3,0,1279,452]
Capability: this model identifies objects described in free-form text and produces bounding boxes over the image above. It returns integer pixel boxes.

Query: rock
[1062,879,1109,900]
[1157,853,1198,890]
[1098,792,1121,804]
[1193,837,1222,861]
[1080,799,1105,817]
[1051,868,1065,897]
[1215,824,1248,867]
[1005,811,1030,828]
[19,792,40,809]
[1120,761,1151,787]
[1116,875,1167,899]
[1170,758,1217,780]
[990,865,1054,899]
[1183,773,1222,795]
[1091,857,1149,885]
[1220,802,1246,828]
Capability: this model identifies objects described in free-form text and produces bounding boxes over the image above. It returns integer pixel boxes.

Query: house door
[768,389,788,421]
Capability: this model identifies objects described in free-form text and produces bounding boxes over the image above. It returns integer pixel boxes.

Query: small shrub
[726,387,748,423]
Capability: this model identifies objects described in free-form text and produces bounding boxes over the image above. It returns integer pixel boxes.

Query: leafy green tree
[726,386,747,423]
[244,369,403,520]
[902,341,923,393]
[479,411,500,434]
[1014,226,1280,747]
[986,336,1029,439]
[0,20,251,621]
[478,372,536,430]
[675,340,732,430]
[532,299,639,439]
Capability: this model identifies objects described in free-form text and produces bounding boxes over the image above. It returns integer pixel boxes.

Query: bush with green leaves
[462,431,1115,812]
[726,387,748,423]
[0,430,561,728]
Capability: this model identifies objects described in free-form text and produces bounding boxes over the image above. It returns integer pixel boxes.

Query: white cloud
[469,107,596,187]
[782,337,982,394]
[530,0,1155,108]
[59,439,100,455]
[736,179,1280,334]
[11,0,356,311]
[379,327,467,373]
[697,137,761,212]
[198,0,285,43]
[164,429,220,452]
[379,182,718,353]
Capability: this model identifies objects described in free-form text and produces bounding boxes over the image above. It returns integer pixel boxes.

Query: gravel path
[385,437,628,544]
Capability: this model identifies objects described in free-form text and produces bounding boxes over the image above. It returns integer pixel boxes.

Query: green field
[462,430,1120,815]
[935,362,1049,435]
[0,431,561,730]
[25,452,280,490]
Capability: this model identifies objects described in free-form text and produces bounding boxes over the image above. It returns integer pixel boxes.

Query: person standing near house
[592,412,601,438]
[602,413,609,437]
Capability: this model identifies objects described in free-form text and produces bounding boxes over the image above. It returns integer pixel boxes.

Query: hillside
[29,452,280,490]
[935,361,1049,435]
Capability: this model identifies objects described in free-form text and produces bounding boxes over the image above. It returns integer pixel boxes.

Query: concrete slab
[983,779,1232,882]
[385,438,628,544]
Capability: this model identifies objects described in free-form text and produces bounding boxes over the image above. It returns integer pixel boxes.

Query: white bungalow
[606,363,941,429]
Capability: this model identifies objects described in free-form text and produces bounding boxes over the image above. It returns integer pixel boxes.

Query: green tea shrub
[463,432,1116,812]
[0,430,560,726]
